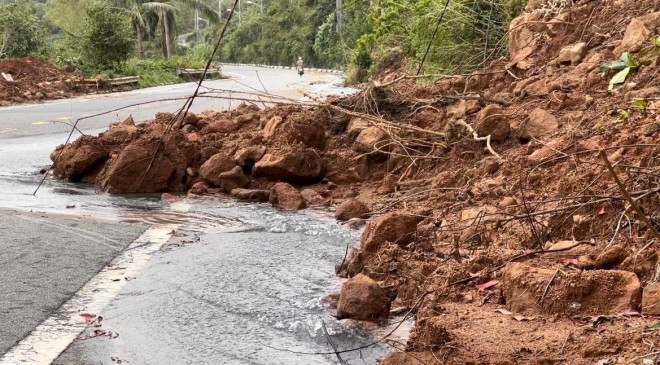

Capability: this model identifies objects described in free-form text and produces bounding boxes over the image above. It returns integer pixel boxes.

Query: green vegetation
[601,37,660,91]
[0,0,526,87]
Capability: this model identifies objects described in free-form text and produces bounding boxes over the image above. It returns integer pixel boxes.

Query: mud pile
[0,56,110,105]
[51,0,660,362]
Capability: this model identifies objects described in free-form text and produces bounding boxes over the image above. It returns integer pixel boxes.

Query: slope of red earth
[50,0,660,363]
[0,56,114,105]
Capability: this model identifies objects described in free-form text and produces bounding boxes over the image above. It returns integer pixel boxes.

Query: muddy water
[0,133,406,364]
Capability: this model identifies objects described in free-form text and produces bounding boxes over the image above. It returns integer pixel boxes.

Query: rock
[199,153,237,187]
[353,127,389,162]
[378,352,440,365]
[181,124,195,134]
[473,104,510,142]
[325,168,366,185]
[186,167,196,177]
[406,317,451,350]
[502,262,641,315]
[460,205,497,221]
[161,193,179,202]
[235,112,258,124]
[336,274,390,321]
[558,42,587,64]
[119,115,135,127]
[643,122,660,137]
[346,118,370,140]
[50,136,111,182]
[642,282,660,315]
[236,102,260,114]
[253,150,325,183]
[361,212,418,252]
[335,199,370,221]
[508,15,536,61]
[182,112,198,126]
[376,174,396,195]
[207,119,237,134]
[615,18,652,56]
[626,87,660,101]
[300,189,325,205]
[269,182,306,210]
[498,197,517,208]
[594,245,630,269]
[572,214,592,241]
[189,181,209,195]
[447,99,480,118]
[233,145,266,167]
[216,166,249,193]
[230,188,270,202]
[262,116,283,138]
[520,108,558,139]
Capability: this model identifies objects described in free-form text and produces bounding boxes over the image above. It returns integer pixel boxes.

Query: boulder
[335,199,370,221]
[233,145,266,167]
[558,42,587,64]
[300,189,325,205]
[253,150,325,183]
[473,104,510,142]
[230,188,270,202]
[615,18,652,55]
[336,274,390,321]
[199,153,237,187]
[642,282,660,315]
[51,136,111,182]
[269,182,306,210]
[216,166,249,193]
[502,262,641,315]
[346,118,370,140]
[353,127,389,162]
[361,212,418,252]
[263,115,326,150]
[594,245,630,269]
[520,108,558,139]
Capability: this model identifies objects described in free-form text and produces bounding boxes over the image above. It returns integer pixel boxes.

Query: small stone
[230,188,270,202]
[186,167,196,177]
[594,245,630,269]
[336,274,390,321]
[558,42,587,64]
[520,108,558,139]
[335,199,370,221]
[269,182,306,210]
[642,282,660,315]
[498,197,517,208]
[643,122,660,137]
[300,188,325,205]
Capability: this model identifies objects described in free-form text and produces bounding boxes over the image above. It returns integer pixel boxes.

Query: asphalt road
[0,65,345,139]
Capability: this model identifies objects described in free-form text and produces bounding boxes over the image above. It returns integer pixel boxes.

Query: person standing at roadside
[296,57,304,76]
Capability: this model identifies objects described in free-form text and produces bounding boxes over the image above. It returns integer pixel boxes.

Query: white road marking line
[0,223,179,365]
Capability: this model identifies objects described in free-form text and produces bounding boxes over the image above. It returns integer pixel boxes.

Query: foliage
[79,1,136,71]
[601,37,660,91]
[0,1,47,59]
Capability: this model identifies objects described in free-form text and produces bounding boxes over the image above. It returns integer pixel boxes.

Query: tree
[0,1,47,59]
[80,1,136,70]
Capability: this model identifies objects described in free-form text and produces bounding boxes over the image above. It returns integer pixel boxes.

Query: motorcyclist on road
[296,57,304,76]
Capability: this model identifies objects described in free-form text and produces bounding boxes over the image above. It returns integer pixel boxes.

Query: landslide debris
[50,0,660,362]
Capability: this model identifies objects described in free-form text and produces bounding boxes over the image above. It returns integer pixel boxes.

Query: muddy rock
[253,150,325,183]
[447,99,480,118]
[520,108,558,139]
[263,114,326,150]
[361,212,418,252]
[376,174,396,195]
[406,316,451,350]
[262,116,283,138]
[346,117,370,140]
[233,145,266,167]
[51,136,111,182]
[502,262,641,315]
[300,188,325,205]
[615,18,652,55]
[353,127,389,162]
[378,352,440,365]
[626,87,660,101]
[216,166,249,193]
[199,153,237,187]
[336,274,390,321]
[230,188,270,202]
[269,182,306,210]
[335,199,370,221]
[473,104,510,142]
[594,245,630,269]
[642,282,660,315]
[189,181,209,195]
[498,196,517,208]
[558,42,587,64]
[207,119,238,134]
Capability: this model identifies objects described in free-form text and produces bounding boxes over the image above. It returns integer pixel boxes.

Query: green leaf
[619,109,629,120]
[632,100,647,108]
[609,67,630,90]
[646,321,660,331]
[638,46,650,59]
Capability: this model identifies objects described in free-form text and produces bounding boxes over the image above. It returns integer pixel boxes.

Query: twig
[417,0,451,75]
[321,321,347,365]
[599,148,660,240]
[539,269,561,304]
[455,119,502,160]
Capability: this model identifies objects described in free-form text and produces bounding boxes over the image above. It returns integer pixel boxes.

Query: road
[0,66,394,365]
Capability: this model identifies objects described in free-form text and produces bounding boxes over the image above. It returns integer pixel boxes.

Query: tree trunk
[163,10,171,58]
[136,23,144,59]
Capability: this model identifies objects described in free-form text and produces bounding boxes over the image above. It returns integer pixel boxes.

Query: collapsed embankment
[50,0,660,363]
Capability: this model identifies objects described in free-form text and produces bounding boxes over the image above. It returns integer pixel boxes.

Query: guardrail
[81,76,140,86]
[176,68,221,77]
[221,62,345,76]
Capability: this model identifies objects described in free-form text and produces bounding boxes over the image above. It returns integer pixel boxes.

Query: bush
[80,1,135,71]
[0,1,47,59]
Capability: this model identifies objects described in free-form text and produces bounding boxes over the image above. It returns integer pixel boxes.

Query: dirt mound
[0,56,112,105]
